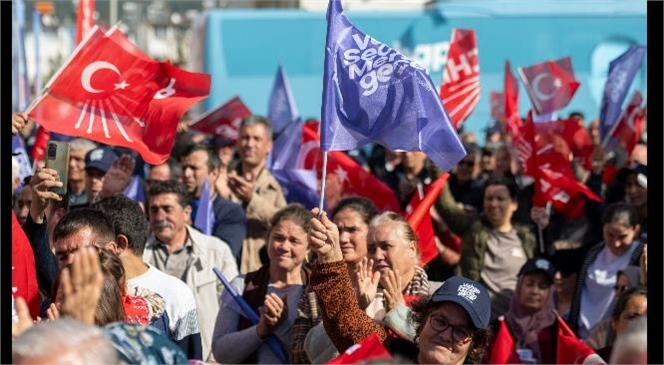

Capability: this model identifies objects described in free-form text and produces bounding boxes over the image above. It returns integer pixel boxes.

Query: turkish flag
[326,333,391,365]
[188,96,252,143]
[28,27,210,165]
[518,57,580,115]
[301,121,402,213]
[490,91,504,121]
[440,29,480,129]
[606,91,644,155]
[12,211,41,319]
[404,173,449,265]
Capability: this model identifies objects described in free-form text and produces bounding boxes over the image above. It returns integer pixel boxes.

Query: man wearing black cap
[81,146,118,206]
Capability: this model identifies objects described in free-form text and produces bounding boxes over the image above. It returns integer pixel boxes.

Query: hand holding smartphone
[45,141,70,196]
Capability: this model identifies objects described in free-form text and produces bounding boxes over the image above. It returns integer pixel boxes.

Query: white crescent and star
[532,72,561,101]
[81,61,130,93]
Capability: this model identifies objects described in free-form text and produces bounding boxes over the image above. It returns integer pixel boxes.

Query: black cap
[518,258,557,283]
[85,147,118,173]
[617,163,647,189]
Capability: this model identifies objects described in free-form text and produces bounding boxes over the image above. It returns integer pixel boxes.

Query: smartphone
[45,141,70,196]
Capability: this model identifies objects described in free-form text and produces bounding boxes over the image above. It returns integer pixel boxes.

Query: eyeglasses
[614,285,628,293]
[428,314,472,343]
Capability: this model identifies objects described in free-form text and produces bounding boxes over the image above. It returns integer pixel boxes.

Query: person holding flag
[486,258,605,364]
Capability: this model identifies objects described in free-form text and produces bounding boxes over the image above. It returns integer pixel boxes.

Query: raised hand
[308,208,342,264]
[12,112,29,135]
[29,165,63,224]
[381,268,404,312]
[530,205,550,229]
[46,302,60,322]
[256,293,286,338]
[12,297,34,338]
[101,154,135,198]
[228,170,255,203]
[354,257,381,310]
[59,246,104,325]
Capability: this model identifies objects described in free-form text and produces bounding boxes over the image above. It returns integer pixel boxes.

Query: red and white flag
[188,96,253,143]
[76,0,95,44]
[440,29,480,129]
[605,90,644,155]
[28,27,211,165]
[504,60,521,128]
[518,56,580,115]
[489,91,504,122]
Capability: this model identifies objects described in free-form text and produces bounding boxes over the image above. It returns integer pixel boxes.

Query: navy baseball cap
[617,163,647,189]
[85,146,118,173]
[431,276,491,328]
[518,258,557,283]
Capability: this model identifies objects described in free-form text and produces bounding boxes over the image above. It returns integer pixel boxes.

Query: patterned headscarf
[103,322,188,365]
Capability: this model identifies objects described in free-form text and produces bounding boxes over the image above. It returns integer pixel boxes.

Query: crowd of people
[11,107,648,364]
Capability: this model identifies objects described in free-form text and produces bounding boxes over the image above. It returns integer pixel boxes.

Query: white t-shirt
[127,264,201,341]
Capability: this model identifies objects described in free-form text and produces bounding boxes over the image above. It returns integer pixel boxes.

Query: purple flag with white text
[598,45,646,144]
[268,64,301,135]
[194,177,215,235]
[320,0,466,171]
[12,135,32,182]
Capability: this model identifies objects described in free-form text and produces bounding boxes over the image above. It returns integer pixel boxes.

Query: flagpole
[537,201,552,255]
[318,151,329,215]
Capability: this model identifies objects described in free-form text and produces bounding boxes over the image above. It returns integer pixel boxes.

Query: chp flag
[518,56,580,116]
[439,28,480,130]
[188,96,252,143]
[27,26,211,165]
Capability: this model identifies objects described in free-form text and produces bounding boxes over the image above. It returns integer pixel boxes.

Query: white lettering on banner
[443,48,479,84]
[342,33,428,96]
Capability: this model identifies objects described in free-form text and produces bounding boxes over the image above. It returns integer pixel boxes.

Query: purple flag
[12,134,32,182]
[269,119,322,209]
[599,45,646,144]
[320,0,466,171]
[268,64,301,135]
[122,175,145,205]
[194,177,216,235]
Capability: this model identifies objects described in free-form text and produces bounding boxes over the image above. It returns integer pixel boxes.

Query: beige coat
[229,166,287,274]
[144,225,239,362]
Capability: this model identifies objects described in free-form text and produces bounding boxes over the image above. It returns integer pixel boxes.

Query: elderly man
[67,138,98,207]
[144,180,239,362]
[180,144,247,261]
[217,115,287,273]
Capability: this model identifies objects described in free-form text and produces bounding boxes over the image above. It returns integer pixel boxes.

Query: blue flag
[268,64,301,135]
[598,45,646,145]
[12,134,32,182]
[320,0,466,171]
[122,175,145,205]
[269,119,322,209]
[194,177,216,235]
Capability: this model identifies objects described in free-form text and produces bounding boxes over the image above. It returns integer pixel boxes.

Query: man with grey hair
[12,318,118,364]
[610,315,647,364]
[67,138,97,207]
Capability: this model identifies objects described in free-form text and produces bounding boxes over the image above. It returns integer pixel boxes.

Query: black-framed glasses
[428,314,472,343]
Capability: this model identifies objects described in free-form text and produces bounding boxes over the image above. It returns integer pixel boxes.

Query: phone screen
[45,141,70,196]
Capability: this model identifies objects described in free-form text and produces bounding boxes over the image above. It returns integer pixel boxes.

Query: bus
[190,0,646,140]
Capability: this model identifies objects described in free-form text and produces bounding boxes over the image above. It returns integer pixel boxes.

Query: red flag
[487,319,520,364]
[533,117,594,170]
[301,121,402,213]
[518,57,580,115]
[490,91,505,121]
[27,28,210,165]
[606,91,644,156]
[504,60,520,124]
[326,333,391,365]
[76,0,95,44]
[405,173,449,265]
[12,211,41,319]
[555,317,601,364]
[188,96,252,143]
[440,29,480,129]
